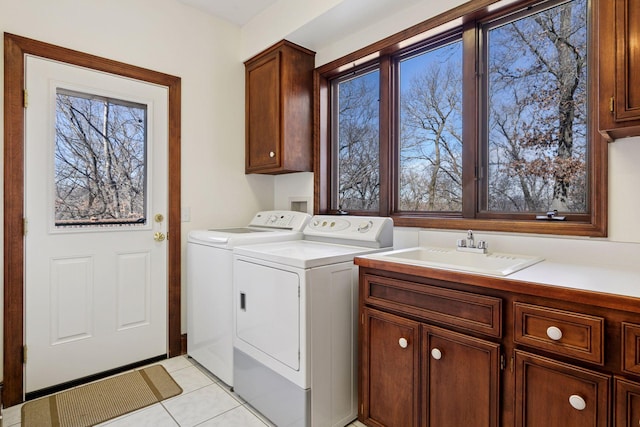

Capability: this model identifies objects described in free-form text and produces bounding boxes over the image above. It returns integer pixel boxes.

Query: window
[332,68,380,211]
[482,0,588,214]
[398,36,463,212]
[55,89,148,227]
[317,0,605,236]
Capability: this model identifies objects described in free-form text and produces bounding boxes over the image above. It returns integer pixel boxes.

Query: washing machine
[186,210,310,386]
[232,215,393,427]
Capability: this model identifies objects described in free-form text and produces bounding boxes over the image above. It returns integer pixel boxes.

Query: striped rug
[21,365,182,427]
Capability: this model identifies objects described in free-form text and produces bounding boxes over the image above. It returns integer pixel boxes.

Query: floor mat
[21,364,182,427]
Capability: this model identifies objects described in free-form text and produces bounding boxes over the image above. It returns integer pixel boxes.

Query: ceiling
[177,0,279,26]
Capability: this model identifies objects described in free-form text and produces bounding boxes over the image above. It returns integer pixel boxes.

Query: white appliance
[187,210,311,386]
[232,215,393,427]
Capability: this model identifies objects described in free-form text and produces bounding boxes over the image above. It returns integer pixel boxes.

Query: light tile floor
[1,355,367,427]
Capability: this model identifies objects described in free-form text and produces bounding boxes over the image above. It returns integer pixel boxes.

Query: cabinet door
[615,376,640,427]
[245,49,281,172]
[422,325,500,427]
[515,350,610,427]
[614,0,640,122]
[361,308,420,427]
[599,0,640,139]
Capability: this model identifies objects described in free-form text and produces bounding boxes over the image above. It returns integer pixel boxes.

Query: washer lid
[233,240,388,268]
[188,229,303,247]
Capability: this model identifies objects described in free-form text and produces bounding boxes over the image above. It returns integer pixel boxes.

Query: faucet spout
[466,230,475,248]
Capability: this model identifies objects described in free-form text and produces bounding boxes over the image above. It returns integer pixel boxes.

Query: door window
[55,89,148,228]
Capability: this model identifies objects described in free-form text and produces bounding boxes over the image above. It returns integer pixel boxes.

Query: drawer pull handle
[546,326,563,341]
[269,151,276,158]
[431,348,442,360]
[569,394,586,411]
[398,338,408,348]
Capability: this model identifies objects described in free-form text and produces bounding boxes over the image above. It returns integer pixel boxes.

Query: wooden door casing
[3,33,182,407]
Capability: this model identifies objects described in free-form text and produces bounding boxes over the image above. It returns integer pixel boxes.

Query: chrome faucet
[466,230,475,248]
[456,230,487,254]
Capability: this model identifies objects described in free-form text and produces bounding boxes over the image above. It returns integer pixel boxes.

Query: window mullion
[462,20,480,219]
[379,56,392,216]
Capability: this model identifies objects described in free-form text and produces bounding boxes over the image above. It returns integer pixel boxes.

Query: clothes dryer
[232,216,393,426]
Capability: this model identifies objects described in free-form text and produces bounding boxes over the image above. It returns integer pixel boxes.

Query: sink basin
[367,246,544,276]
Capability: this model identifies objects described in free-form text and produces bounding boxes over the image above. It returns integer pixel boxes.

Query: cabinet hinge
[361,313,365,324]
[500,354,505,370]
[23,89,28,108]
[23,218,28,236]
[23,345,27,364]
[609,96,615,113]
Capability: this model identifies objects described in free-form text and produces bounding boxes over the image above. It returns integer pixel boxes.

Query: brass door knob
[154,232,166,242]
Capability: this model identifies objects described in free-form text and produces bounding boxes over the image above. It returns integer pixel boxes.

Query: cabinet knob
[398,337,408,348]
[431,348,442,360]
[568,394,586,411]
[546,326,563,341]
[269,151,275,158]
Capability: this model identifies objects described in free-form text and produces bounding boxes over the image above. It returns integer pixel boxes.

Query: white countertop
[358,247,640,300]
[506,260,640,298]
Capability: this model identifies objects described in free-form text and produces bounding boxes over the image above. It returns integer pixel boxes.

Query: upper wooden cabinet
[244,40,315,174]
[599,0,640,141]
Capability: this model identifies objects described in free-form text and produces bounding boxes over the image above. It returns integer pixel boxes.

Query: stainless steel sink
[366,246,544,276]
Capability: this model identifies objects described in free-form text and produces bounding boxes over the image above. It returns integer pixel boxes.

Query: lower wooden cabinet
[515,350,610,427]
[357,267,640,427]
[360,307,500,427]
[422,324,500,427]
[361,308,420,427]
[614,377,640,427]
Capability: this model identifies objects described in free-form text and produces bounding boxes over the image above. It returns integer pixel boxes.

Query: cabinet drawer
[363,274,502,337]
[622,322,640,375]
[514,302,604,365]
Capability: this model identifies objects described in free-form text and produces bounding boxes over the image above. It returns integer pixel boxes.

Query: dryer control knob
[358,221,373,232]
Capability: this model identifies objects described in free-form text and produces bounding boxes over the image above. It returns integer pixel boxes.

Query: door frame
[3,33,182,407]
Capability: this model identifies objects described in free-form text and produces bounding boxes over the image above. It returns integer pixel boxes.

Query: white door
[24,55,168,393]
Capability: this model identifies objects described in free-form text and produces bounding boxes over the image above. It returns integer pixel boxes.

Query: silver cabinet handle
[398,338,408,348]
[269,151,275,158]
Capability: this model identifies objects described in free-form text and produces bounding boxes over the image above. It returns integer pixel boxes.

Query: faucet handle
[457,239,467,248]
[477,240,487,250]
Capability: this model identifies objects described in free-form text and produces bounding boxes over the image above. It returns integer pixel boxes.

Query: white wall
[0,0,277,378]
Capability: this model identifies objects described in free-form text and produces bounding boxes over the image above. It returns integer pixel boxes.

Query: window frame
[315,0,607,237]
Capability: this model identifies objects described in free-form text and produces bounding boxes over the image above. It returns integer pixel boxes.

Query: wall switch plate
[181,206,191,222]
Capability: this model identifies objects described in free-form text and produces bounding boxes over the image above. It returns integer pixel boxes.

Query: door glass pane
[485,0,588,213]
[54,89,148,227]
[399,39,463,212]
[332,69,380,211]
